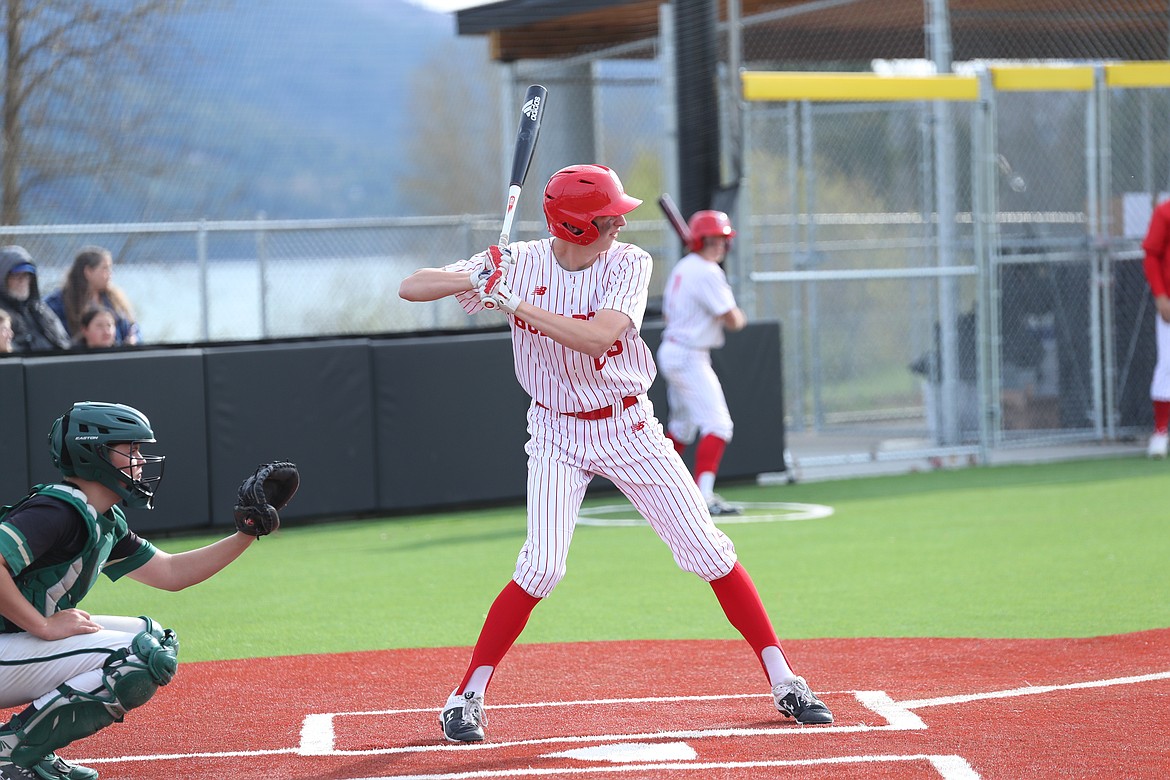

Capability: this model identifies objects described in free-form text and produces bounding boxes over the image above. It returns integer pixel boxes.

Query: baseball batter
[399,164,832,744]
[658,209,746,515]
[0,402,288,780]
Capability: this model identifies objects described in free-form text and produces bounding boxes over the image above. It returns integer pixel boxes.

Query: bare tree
[400,39,502,216]
[1,0,197,224]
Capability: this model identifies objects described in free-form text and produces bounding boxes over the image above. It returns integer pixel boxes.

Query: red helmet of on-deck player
[543,164,643,246]
[687,210,736,253]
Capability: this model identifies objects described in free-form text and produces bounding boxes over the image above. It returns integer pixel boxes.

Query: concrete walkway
[762,428,1148,484]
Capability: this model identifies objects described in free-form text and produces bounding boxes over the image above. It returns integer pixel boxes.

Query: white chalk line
[900,669,1170,708]
[341,753,980,780]
[73,669,1170,773]
[577,501,834,526]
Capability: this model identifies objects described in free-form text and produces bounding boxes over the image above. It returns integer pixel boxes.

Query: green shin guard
[5,627,179,768]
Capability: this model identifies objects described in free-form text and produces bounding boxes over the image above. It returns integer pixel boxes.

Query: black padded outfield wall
[18,349,210,534]
[0,360,29,502]
[372,332,531,511]
[5,321,786,534]
[202,340,378,524]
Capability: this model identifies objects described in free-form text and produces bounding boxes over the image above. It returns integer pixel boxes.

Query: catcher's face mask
[104,442,165,509]
[50,401,166,509]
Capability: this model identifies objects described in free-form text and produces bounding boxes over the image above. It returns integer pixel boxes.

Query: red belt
[537,396,638,420]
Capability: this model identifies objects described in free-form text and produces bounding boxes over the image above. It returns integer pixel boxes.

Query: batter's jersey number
[512,311,622,371]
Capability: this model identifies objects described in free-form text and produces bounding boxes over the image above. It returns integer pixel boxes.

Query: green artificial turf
[81,455,1170,662]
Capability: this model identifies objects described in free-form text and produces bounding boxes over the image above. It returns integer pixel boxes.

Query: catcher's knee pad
[114,626,180,706]
[4,626,180,768]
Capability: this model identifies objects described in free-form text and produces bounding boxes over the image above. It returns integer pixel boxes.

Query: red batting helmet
[543,164,643,246]
[687,210,736,252]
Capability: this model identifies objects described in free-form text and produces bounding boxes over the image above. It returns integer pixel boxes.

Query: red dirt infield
[8,628,1169,779]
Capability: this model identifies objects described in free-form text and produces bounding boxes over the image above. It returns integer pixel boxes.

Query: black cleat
[0,764,38,780]
[440,691,486,743]
[773,676,834,725]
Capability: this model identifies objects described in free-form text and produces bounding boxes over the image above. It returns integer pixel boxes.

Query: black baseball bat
[657,192,692,249]
[498,84,548,248]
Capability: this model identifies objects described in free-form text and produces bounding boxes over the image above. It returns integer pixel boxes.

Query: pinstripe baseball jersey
[445,238,657,413]
[661,253,738,350]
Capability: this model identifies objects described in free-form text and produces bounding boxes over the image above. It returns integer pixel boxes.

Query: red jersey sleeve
[1142,199,1170,298]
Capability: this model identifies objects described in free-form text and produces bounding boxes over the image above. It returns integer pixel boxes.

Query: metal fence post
[1097,70,1118,439]
[197,220,209,342]
[1086,67,1107,439]
[801,99,825,430]
[972,69,997,462]
[256,211,269,339]
[786,101,805,432]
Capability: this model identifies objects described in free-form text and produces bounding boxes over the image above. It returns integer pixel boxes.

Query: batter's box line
[297,690,924,757]
[899,669,1170,709]
[342,753,980,780]
[70,670,1170,766]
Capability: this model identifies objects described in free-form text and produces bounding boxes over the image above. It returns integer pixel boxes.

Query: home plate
[545,741,698,763]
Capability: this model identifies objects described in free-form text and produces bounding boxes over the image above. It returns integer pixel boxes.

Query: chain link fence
[7,1,1169,465]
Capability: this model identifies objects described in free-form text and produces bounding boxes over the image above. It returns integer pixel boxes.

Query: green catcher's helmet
[48,401,165,509]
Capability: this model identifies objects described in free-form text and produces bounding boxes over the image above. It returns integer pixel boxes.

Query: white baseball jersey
[443,238,738,596]
[657,253,738,442]
[446,238,657,412]
[661,253,738,350]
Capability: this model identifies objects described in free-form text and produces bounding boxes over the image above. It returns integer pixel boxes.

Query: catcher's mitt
[233,461,300,537]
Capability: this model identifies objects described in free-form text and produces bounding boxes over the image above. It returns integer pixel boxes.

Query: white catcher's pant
[656,340,734,443]
[514,397,738,598]
[1153,313,1170,401]
[0,615,149,708]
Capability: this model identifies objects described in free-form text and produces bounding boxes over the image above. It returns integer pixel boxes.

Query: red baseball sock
[666,432,687,455]
[709,562,791,678]
[1154,400,1170,434]
[694,434,728,481]
[457,580,541,694]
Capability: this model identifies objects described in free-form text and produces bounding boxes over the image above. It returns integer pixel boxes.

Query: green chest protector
[0,484,123,632]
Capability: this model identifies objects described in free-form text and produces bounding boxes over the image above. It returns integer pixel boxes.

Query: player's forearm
[1156,295,1170,323]
[399,268,474,302]
[721,308,747,332]
[130,533,254,592]
[514,303,625,359]
[0,567,48,635]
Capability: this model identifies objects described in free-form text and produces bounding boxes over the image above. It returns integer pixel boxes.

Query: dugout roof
[455,0,1169,64]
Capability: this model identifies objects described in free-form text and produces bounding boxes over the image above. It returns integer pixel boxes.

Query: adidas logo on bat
[523,96,541,120]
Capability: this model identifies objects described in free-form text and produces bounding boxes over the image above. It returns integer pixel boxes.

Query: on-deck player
[658,209,747,515]
[398,163,833,743]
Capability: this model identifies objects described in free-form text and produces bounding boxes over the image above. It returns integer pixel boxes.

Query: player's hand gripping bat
[481,84,548,310]
[657,192,692,251]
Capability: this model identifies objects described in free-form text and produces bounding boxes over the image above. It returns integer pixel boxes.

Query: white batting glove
[488,244,512,274]
[479,264,522,313]
[469,245,511,293]
[468,263,490,292]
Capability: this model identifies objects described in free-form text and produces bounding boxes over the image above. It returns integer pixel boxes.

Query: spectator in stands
[0,310,14,354]
[75,306,119,351]
[0,246,71,354]
[45,246,141,346]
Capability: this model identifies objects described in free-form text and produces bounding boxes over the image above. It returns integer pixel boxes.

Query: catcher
[0,401,298,780]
